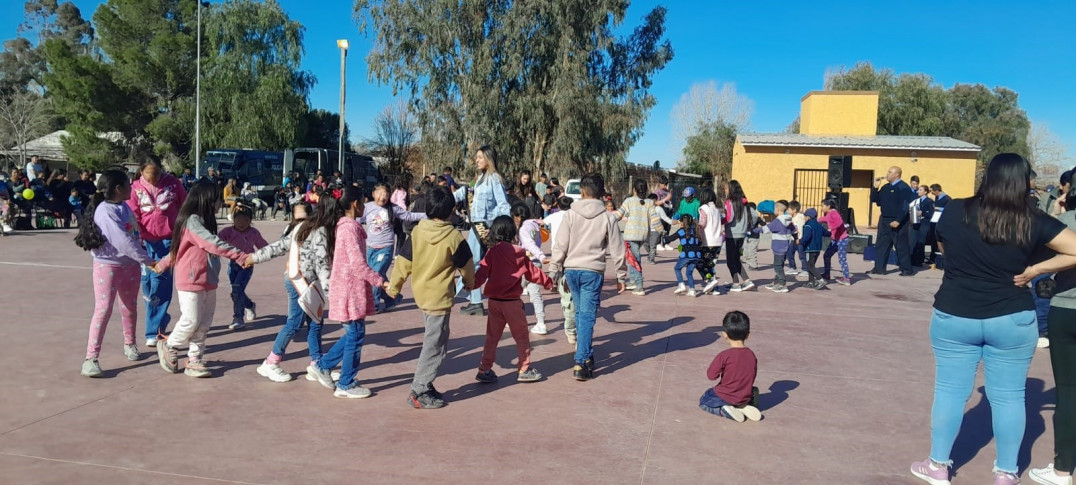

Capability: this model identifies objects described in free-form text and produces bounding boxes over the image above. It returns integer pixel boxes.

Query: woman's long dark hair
[727,180,746,223]
[169,182,221,262]
[294,194,342,266]
[966,153,1035,245]
[74,170,129,251]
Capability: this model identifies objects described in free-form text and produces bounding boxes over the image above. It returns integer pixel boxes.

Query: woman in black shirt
[911,154,1076,485]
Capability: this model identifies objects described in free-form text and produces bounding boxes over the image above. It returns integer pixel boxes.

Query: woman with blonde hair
[453,145,511,316]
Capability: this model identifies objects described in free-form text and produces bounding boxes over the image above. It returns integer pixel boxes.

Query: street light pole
[195,1,202,177]
[337,39,349,174]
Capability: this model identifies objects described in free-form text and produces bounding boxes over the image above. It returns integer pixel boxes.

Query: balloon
[21,189,34,200]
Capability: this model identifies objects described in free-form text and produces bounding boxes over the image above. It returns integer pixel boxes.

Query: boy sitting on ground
[699,310,762,422]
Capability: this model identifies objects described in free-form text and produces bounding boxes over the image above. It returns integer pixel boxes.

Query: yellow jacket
[387,219,475,315]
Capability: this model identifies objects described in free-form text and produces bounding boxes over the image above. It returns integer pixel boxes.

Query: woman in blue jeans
[452,145,511,317]
[911,154,1076,485]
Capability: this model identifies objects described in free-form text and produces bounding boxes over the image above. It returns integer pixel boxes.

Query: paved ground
[0,222,1058,484]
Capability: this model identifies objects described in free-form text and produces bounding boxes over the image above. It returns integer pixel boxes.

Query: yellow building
[732,91,979,228]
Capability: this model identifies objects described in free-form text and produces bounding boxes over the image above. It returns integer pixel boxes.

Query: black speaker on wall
[828,155,853,188]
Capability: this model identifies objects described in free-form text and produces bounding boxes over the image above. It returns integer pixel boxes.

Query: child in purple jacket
[74,170,159,377]
[753,200,796,293]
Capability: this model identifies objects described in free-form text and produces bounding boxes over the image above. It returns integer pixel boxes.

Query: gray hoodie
[549,198,627,281]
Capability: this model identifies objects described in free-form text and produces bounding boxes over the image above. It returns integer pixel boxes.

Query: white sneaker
[703,279,721,293]
[227,213,233,222]
[1030,463,1073,485]
[686,289,698,297]
[1,223,12,233]
[257,362,293,382]
[145,338,158,348]
[739,281,755,291]
[786,269,800,276]
[531,324,548,335]
[1038,337,1051,348]
[739,405,762,421]
[721,405,746,422]
[244,302,257,322]
[771,284,789,293]
[306,369,343,382]
[334,386,372,399]
[674,283,688,294]
[624,283,639,291]
[306,364,335,389]
[228,319,245,331]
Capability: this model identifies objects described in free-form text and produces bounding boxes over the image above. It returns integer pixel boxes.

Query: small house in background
[731,91,979,229]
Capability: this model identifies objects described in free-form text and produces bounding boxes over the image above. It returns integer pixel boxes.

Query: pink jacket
[328,217,385,322]
[219,226,269,253]
[158,215,248,292]
[127,174,186,242]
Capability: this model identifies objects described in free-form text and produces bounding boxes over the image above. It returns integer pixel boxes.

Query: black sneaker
[572,364,592,381]
[475,369,498,383]
[460,303,487,316]
[408,390,446,409]
[427,383,444,400]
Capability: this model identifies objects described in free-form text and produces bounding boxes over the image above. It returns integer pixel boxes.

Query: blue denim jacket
[454,173,511,223]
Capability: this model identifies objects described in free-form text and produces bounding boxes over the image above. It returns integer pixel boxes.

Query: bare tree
[670,81,753,143]
[0,89,53,167]
[1027,122,1072,181]
[366,99,418,176]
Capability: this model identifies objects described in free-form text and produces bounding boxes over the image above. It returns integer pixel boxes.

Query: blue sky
[3,0,1074,168]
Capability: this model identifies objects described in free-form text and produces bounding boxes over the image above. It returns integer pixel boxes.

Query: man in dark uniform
[869,166,916,276]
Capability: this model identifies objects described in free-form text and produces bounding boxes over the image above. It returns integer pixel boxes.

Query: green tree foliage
[38,0,313,170]
[200,0,313,152]
[299,109,350,150]
[354,0,673,180]
[0,0,94,95]
[679,121,738,184]
[824,62,1030,180]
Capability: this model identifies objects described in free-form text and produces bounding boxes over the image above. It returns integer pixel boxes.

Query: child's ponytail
[634,179,647,205]
[74,170,128,251]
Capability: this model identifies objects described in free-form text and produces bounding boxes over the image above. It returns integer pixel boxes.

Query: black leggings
[725,237,749,283]
[696,247,720,282]
[1049,306,1076,472]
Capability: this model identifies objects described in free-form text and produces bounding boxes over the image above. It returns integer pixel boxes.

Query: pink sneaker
[911,459,951,485]
[995,471,1021,485]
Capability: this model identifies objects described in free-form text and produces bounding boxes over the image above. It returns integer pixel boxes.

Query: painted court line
[0,452,265,484]
[0,261,92,270]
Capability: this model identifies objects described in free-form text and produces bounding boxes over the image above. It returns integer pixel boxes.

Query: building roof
[1,130,125,162]
[738,133,980,152]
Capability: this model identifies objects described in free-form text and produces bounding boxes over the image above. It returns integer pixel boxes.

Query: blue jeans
[1031,273,1052,335]
[674,258,696,288]
[565,269,603,364]
[928,308,1037,474]
[786,244,806,270]
[228,262,254,320]
[273,277,323,363]
[141,239,173,340]
[319,320,366,390]
[367,246,394,306]
[626,241,643,287]
[454,226,483,305]
[698,388,734,419]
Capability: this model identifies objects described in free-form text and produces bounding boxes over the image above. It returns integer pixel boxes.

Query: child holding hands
[473,215,555,384]
[74,170,160,377]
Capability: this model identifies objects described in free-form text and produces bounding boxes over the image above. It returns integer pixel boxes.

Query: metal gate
[792,169,829,213]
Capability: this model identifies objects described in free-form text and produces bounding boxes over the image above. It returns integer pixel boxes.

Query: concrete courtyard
[0,222,1058,484]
